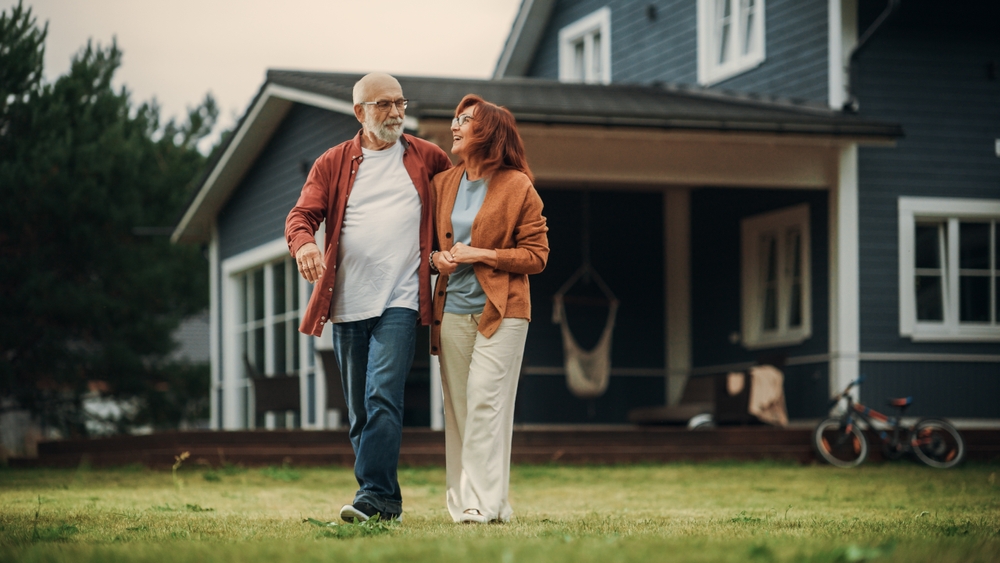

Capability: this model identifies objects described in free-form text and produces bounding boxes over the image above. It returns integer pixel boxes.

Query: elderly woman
[429,94,549,524]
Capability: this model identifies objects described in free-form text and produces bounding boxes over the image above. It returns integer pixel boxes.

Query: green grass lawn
[1,459,998,562]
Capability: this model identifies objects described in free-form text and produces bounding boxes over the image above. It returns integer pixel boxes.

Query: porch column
[829,145,860,398]
[665,189,692,405]
[209,225,221,430]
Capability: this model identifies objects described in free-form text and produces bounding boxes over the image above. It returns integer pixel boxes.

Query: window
[741,204,811,348]
[235,256,306,428]
[697,0,766,85]
[559,7,611,84]
[899,197,1000,341]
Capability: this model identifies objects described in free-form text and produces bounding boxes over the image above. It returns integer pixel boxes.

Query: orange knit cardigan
[429,165,549,354]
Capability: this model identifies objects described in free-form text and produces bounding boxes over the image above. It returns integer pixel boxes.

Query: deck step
[12,427,998,468]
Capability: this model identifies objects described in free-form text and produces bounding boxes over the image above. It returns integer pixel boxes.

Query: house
[171,0,999,430]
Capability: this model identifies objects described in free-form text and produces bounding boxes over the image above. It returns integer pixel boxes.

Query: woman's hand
[434,250,458,275]
[450,242,498,268]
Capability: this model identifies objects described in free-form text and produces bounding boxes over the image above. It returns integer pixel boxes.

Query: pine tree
[0,1,214,435]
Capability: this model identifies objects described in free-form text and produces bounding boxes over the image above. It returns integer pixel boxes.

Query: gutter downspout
[843,0,901,112]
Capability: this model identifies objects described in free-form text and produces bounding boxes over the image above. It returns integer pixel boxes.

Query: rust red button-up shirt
[285,131,452,337]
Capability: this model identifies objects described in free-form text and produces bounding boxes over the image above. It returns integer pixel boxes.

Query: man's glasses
[359,99,408,112]
[452,114,474,127]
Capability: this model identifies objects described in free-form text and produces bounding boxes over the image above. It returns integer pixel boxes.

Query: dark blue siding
[527,0,698,84]
[218,104,360,260]
[860,362,1000,419]
[855,2,1000,357]
[525,0,828,103]
[782,363,829,419]
[691,188,830,414]
[714,0,828,103]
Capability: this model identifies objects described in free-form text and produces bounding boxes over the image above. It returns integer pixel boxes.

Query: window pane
[761,234,778,330]
[717,0,731,64]
[307,372,316,425]
[915,224,941,269]
[573,41,585,80]
[253,269,265,321]
[960,276,989,322]
[274,261,286,315]
[592,33,602,78]
[239,274,248,324]
[274,320,286,374]
[292,323,301,371]
[786,229,803,328]
[788,282,802,327]
[741,0,755,55]
[960,222,990,270]
[915,275,943,321]
[253,326,265,372]
[290,264,300,311]
[995,221,999,269]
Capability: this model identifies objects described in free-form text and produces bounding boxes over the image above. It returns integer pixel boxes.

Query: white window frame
[558,7,612,84]
[740,204,812,349]
[899,197,1000,342]
[697,0,766,85]
[221,238,320,429]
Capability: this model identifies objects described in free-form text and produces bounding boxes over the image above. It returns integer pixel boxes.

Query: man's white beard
[365,111,403,144]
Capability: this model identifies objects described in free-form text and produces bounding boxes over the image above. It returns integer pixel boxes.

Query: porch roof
[268,70,903,138]
[172,70,901,244]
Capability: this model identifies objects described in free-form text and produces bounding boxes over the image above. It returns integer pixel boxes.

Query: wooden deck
[12,425,1000,468]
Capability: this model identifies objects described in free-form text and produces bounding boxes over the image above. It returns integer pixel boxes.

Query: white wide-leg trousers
[439,312,528,523]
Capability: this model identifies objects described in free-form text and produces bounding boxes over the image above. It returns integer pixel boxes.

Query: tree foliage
[0,1,214,435]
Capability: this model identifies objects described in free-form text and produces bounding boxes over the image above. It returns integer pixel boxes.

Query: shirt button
[328,287,333,292]
[321,316,326,320]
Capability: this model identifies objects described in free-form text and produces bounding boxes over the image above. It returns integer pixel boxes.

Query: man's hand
[295,242,325,284]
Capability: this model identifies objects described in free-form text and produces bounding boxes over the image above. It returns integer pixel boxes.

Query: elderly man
[286,72,452,523]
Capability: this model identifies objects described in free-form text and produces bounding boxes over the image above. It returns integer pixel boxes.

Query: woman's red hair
[454,94,534,183]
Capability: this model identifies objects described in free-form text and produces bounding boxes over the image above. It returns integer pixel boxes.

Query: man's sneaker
[340,502,401,523]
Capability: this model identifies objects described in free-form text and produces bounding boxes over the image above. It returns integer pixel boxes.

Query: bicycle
[813,377,965,468]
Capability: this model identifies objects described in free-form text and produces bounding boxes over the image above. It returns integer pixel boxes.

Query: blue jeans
[330,307,417,515]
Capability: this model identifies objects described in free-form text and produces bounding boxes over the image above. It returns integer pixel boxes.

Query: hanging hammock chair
[552,192,619,399]
[552,264,619,399]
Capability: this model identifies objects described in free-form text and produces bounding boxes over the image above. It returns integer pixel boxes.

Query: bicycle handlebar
[829,376,866,405]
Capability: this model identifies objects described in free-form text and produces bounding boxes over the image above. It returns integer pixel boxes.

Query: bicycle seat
[887,396,913,408]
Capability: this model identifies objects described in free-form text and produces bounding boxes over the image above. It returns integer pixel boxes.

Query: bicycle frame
[832,380,908,450]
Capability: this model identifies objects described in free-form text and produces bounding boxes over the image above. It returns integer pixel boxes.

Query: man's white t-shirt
[330,141,421,323]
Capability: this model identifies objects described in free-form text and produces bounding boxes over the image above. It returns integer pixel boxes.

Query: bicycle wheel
[911,418,965,469]
[814,417,869,467]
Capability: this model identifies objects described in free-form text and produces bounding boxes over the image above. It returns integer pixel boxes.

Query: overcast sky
[25,0,522,145]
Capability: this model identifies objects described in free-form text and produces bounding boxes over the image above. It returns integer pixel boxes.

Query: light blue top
[444,173,488,314]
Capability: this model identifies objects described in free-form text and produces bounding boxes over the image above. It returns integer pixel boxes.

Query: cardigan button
[437,291,444,296]
[445,232,451,238]
[431,346,438,352]
[434,320,440,325]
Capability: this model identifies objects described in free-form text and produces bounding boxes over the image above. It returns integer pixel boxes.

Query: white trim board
[494,0,558,78]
